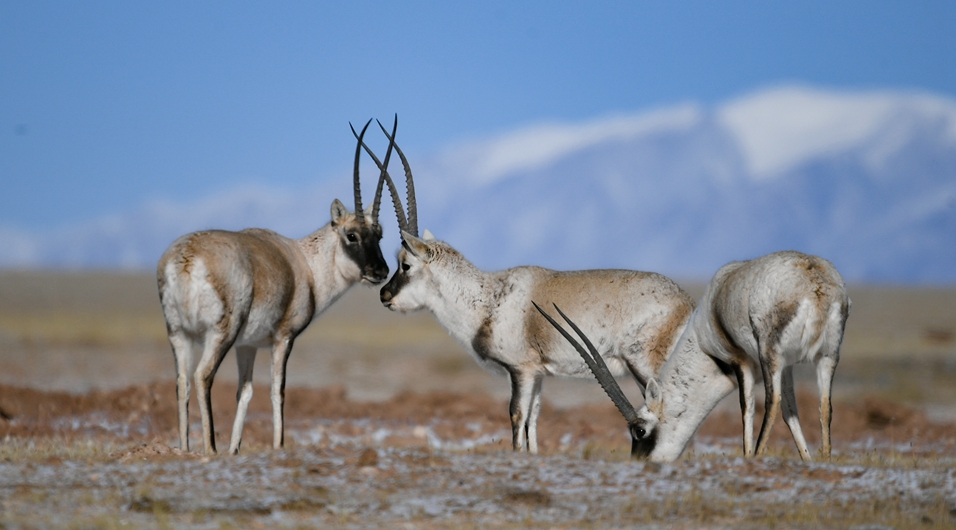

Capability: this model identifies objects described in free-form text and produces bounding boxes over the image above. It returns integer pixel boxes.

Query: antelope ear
[364,205,374,219]
[645,378,664,416]
[401,230,433,261]
[422,229,436,241]
[330,199,348,225]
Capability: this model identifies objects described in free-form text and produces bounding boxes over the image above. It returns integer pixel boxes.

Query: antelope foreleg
[526,374,544,454]
[509,370,538,452]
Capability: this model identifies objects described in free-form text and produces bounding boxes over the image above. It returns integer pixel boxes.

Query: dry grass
[653,494,956,529]
[3,271,955,407]
[6,271,954,356]
[3,435,952,529]
[0,436,128,464]
[0,313,168,346]
[1,432,954,529]
[841,284,956,359]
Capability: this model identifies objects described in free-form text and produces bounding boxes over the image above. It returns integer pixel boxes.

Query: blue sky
[2,1,955,233]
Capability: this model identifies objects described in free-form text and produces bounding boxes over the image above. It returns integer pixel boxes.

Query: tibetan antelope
[157,119,407,454]
[538,250,850,462]
[361,127,695,454]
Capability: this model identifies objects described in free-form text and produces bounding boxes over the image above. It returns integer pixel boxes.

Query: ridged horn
[533,302,640,424]
[351,121,408,233]
[351,119,372,225]
[370,114,398,225]
[376,119,418,237]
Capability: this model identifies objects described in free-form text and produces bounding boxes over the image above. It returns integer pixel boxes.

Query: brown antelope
[362,126,696,454]
[157,118,406,454]
[538,250,850,462]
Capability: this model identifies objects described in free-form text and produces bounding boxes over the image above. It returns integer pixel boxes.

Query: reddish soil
[1,381,953,456]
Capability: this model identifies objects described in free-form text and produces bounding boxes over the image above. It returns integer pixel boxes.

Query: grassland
[0,270,954,528]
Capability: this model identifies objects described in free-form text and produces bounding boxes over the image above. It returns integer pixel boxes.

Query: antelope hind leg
[755,360,782,456]
[734,362,757,457]
[816,355,838,459]
[194,332,234,455]
[228,345,257,454]
[169,332,194,452]
[270,337,294,450]
[780,365,812,461]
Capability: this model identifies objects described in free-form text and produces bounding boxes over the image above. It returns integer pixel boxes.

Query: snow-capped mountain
[3,85,955,284]
[417,86,956,283]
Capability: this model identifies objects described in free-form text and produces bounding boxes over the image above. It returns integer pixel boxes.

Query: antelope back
[699,251,848,364]
[157,229,307,335]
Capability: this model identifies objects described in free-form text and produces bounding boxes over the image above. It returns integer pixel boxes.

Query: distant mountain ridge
[419,86,956,283]
[3,85,955,284]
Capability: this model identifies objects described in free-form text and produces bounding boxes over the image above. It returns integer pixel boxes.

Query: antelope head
[533,302,661,459]
[346,117,433,313]
[331,119,398,285]
[380,228,452,313]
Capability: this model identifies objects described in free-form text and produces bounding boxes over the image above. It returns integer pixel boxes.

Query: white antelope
[157,119,407,454]
[365,133,695,454]
[538,250,850,462]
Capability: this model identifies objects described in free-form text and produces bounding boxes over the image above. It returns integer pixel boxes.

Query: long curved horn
[351,123,408,233]
[533,302,640,424]
[351,119,372,225]
[370,114,398,224]
[376,120,418,237]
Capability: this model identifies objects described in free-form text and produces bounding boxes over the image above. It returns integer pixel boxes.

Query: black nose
[365,265,389,283]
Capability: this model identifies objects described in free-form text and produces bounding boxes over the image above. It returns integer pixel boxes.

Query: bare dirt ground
[0,271,955,528]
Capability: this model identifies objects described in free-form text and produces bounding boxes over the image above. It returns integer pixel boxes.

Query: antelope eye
[346,233,358,243]
[401,262,411,272]
[633,426,646,439]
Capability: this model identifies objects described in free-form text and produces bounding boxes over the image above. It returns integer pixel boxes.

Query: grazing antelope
[157,119,406,454]
[538,250,850,462]
[363,129,695,454]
